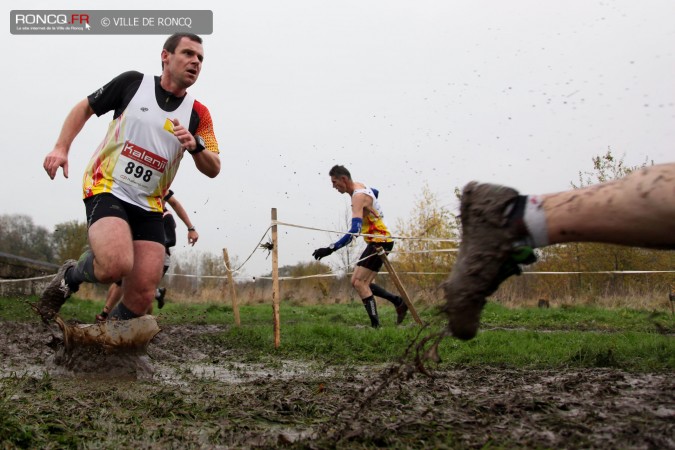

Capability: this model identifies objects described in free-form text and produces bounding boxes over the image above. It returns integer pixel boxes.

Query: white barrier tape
[0,274,53,283]
[523,270,675,275]
[3,269,672,285]
[168,269,675,282]
[255,269,675,280]
[223,225,273,274]
[164,273,261,281]
[272,220,460,243]
[256,273,342,281]
[390,249,459,254]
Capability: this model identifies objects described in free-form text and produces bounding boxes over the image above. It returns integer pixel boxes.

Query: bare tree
[329,204,366,276]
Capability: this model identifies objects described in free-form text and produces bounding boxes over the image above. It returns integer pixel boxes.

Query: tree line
[0,218,87,264]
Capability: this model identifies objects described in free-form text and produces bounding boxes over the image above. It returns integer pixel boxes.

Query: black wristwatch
[188,135,205,155]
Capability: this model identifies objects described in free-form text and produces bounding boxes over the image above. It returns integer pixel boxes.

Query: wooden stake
[271,208,281,348]
[376,247,423,325]
[222,248,241,327]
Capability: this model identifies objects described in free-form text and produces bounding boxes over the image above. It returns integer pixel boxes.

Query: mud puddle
[1,321,673,449]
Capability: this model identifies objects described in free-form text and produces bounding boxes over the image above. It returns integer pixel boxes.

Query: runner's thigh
[123,240,165,301]
[88,216,134,280]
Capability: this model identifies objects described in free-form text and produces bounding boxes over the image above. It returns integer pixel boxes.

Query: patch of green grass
[4,296,670,333]
[202,321,674,371]
[1,296,673,371]
[438,330,674,370]
[0,296,41,321]
[481,302,673,333]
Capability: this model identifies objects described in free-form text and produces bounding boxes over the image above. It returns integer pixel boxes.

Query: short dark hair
[329,165,351,179]
[162,33,203,69]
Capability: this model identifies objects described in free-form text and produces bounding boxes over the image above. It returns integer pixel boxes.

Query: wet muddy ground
[1,321,673,449]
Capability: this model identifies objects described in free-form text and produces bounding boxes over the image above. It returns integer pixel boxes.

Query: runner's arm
[332,193,368,250]
[190,149,220,178]
[166,195,199,246]
[189,102,220,178]
[43,98,95,180]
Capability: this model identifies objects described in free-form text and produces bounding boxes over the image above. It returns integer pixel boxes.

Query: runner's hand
[172,118,195,151]
[43,149,69,179]
[188,229,199,246]
[312,247,333,260]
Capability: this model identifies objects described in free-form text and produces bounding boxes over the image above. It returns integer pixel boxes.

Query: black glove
[312,247,334,260]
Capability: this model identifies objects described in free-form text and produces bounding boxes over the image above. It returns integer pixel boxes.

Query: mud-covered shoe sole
[36,259,77,323]
[442,182,522,340]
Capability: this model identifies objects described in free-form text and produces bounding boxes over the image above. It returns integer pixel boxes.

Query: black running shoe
[156,287,167,309]
[395,299,408,325]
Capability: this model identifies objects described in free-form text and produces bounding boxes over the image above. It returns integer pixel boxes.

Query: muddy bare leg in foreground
[443,163,675,340]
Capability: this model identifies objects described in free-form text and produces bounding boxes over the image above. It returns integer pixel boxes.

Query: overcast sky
[3,1,674,278]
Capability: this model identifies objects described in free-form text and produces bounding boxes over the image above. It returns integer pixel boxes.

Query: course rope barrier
[165,269,675,282]
[0,274,53,283]
[523,270,675,275]
[389,249,459,254]
[272,220,460,243]
[4,268,672,286]
[3,215,672,285]
[222,225,273,274]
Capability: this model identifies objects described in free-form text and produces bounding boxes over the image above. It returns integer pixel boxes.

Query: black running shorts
[356,241,394,272]
[84,193,165,244]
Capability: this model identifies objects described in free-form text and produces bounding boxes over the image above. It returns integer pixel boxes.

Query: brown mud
[1,321,673,449]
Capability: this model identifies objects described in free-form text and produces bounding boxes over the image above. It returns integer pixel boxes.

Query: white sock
[522,195,549,247]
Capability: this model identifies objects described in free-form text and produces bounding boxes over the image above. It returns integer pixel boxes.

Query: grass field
[1,295,673,448]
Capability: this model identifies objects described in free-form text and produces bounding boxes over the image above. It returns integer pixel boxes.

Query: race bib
[112,141,167,195]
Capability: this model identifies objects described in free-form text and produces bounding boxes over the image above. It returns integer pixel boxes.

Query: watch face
[196,136,205,148]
